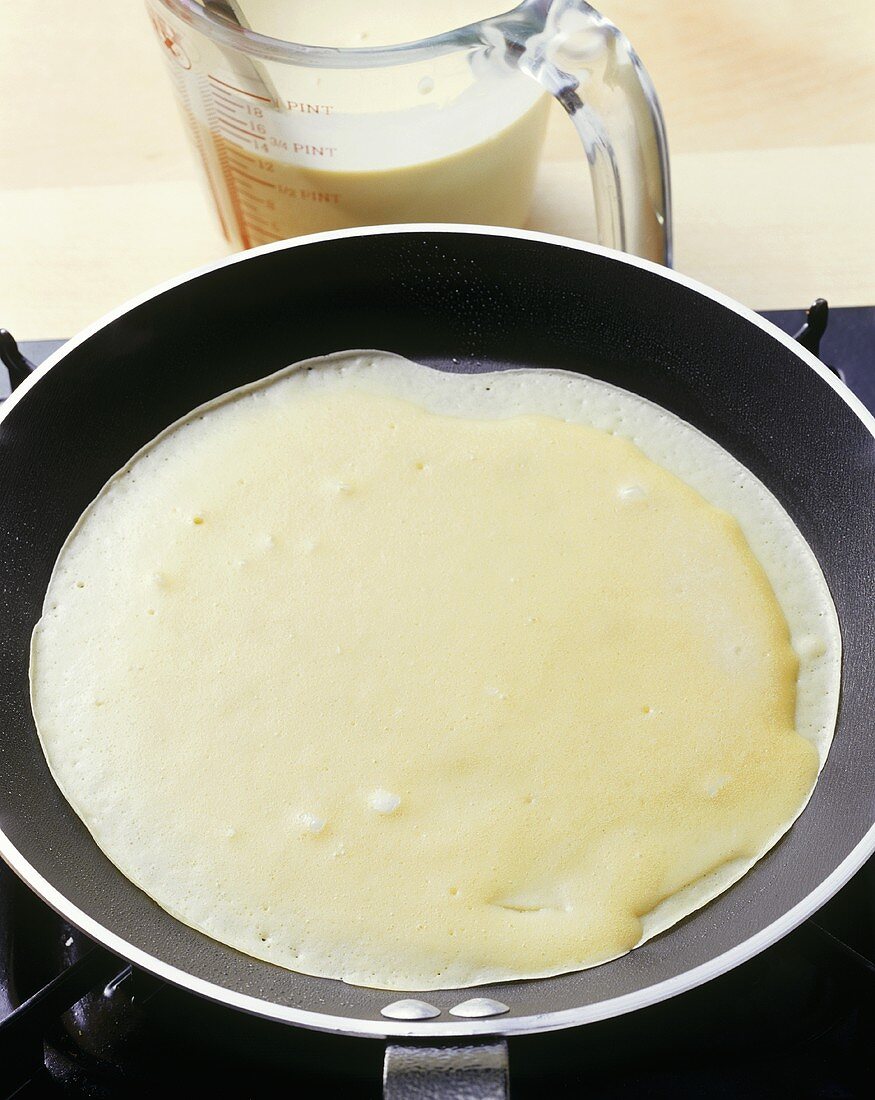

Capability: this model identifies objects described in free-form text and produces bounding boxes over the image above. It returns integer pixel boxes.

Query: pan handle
[383,1041,509,1099]
[0,330,37,394]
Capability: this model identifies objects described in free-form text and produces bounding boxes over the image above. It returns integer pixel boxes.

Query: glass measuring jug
[146,1,671,263]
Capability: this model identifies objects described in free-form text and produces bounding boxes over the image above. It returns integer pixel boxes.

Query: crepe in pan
[30,352,840,990]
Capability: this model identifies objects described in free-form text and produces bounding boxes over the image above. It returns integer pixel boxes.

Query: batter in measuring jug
[184,2,550,245]
[240,1,516,44]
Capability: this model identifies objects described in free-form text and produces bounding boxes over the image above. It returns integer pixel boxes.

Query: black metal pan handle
[384,1041,509,1099]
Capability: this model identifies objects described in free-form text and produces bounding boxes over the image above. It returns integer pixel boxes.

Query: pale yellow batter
[238,1,510,47]
[181,3,550,247]
[30,353,839,990]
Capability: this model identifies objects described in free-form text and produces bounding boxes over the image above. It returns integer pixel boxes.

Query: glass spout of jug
[147,0,671,264]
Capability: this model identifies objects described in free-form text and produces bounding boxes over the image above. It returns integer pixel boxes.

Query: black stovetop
[1,856,873,1098]
[1,306,873,1098]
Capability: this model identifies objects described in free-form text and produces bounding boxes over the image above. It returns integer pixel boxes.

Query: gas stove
[1,305,873,1099]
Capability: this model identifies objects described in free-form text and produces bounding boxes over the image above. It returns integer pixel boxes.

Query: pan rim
[4,224,874,439]
[1,223,873,1039]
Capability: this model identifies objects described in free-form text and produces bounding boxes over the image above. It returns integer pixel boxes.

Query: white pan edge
[1,223,873,1039]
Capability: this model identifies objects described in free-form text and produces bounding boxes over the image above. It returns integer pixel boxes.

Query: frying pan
[1,226,873,1098]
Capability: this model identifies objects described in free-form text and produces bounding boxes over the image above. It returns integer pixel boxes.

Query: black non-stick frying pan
[1,226,873,1097]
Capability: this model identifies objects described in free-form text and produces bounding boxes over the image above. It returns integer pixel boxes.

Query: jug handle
[501,0,672,266]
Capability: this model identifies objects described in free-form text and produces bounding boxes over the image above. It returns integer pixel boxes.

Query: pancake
[30,351,840,990]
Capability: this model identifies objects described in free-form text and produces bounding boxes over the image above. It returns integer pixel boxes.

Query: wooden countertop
[1,1,873,338]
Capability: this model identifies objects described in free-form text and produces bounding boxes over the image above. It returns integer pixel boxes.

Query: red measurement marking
[178,91,230,241]
[216,116,263,142]
[233,169,276,190]
[215,112,256,132]
[216,118,258,139]
[208,74,272,102]
[207,112,253,248]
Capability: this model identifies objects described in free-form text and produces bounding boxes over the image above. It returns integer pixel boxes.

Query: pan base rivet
[449,998,510,1018]
[381,999,441,1020]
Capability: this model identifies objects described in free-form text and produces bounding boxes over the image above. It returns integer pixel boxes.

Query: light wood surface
[1,2,873,338]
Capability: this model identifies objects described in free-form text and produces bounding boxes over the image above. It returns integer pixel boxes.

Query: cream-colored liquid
[237,1,511,47]
[31,353,839,991]
[171,3,550,247]
[195,97,549,248]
